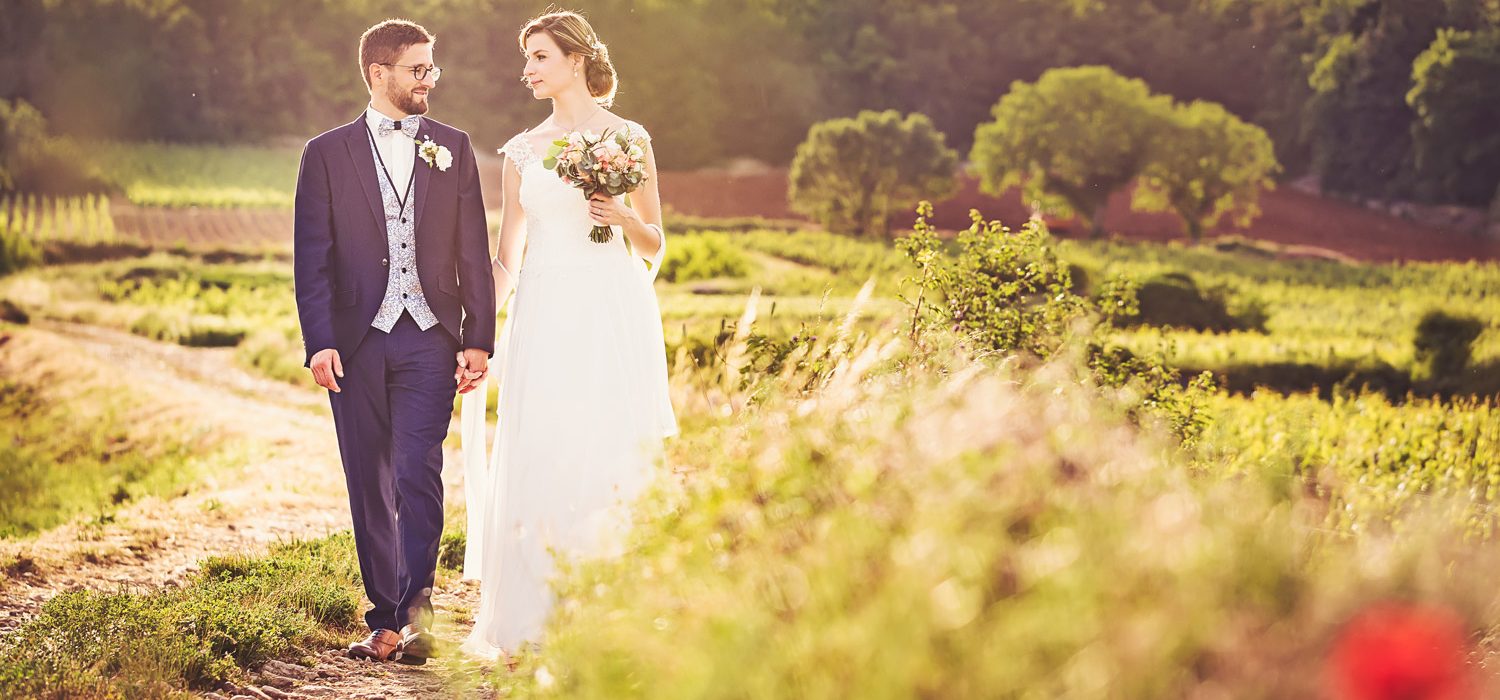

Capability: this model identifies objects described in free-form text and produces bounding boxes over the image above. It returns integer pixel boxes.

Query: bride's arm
[492,155,526,306]
[618,140,663,265]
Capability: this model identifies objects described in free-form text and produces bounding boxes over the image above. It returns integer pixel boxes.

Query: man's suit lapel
[412,119,432,235]
[343,117,389,241]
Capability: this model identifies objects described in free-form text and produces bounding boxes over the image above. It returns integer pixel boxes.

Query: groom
[293,19,495,664]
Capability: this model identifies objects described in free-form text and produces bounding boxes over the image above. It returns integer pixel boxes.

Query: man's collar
[365,104,418,133]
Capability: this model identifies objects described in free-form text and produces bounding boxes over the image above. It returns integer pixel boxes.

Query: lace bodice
[498,121,657,274]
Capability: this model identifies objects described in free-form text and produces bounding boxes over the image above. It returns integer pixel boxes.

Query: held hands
[587,192,638,228]
[309,348,344,393]
[310,347,487,394]
[455,348,490,394]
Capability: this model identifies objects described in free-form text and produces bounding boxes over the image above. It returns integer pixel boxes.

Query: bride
[457,9,678,663]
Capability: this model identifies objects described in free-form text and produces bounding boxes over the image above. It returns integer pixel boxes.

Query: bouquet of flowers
[543,126,649,243]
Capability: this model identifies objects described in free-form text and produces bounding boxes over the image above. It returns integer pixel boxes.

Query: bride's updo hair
[519,10,618,108]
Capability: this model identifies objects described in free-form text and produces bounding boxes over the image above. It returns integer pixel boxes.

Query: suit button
[402,293,409,299]
[381,258,389,266]
[401,243,408,249]
[402,267,408,273]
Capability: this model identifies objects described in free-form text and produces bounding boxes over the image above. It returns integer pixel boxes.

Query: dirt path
[0,322,499,699]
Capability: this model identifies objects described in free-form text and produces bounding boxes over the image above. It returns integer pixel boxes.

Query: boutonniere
[416,136,453,171]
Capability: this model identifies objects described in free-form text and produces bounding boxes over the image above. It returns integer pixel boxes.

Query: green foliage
[0,0,1493,204]
[0,534,361,697]
[900,204,1086,358]
[789,110,958,237]
[0,223,39,277]
[1135,100,1281,240]
[90,142,300,208]
[971,66,1171,236]
[1298,0,1487,202]
[95,259,289,347]
[0,193,118,276]
[437,529,467,572]
[1413,309,1485,380]
[1061,239,1500,386]
[500,331,1500,698]
[1115,272,1268,333]
[1407,27,1500,205]
[657,232,751,283]
[1205,389,1500,534]
[899,203,1214,445]
[0,99,107,195]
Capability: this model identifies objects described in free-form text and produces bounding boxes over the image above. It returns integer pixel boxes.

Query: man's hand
[309,348,344,393]
[455,348,490,394]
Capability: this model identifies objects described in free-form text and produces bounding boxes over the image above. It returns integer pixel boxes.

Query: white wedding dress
[458,121,678,657]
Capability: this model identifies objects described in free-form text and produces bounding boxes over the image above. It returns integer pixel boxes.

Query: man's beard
[387,83,429,115]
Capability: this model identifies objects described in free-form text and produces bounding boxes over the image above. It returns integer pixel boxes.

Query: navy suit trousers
[328,312,457,632]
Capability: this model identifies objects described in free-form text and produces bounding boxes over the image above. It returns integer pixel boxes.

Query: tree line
[1,0,1496,210]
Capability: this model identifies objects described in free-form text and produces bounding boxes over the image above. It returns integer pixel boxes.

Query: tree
[788,110,957,237]
[970,66,1171,238]
[1407,27,1500,206]
[1134,100,1281,241]
[1299,0,1455,202]
[0,98,102,194]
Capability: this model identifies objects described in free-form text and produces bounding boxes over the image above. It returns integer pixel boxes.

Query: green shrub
[0,534,361,697]
[1115,272,1266,333]
[900,203,1213,445]
[1414,310,1484,380]
[128,310,246,347]
[659,232,751,283]
[900,205,1086,359]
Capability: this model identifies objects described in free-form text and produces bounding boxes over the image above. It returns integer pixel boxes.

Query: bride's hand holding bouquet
[543,126,649,243]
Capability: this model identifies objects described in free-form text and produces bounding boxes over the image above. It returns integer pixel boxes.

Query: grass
[4,197,1500,694]
[89,141,302,209]
[488,317,1500,697]
[0,331,221,538]
[0,533,362,698]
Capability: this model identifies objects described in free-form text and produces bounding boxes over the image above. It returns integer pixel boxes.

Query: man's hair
[358,19,435,89]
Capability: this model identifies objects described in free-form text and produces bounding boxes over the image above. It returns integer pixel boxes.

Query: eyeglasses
[381,63,442,82]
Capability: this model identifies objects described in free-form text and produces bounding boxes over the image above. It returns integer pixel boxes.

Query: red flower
[1326,602,1475,700]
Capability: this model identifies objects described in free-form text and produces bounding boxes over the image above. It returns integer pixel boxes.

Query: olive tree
[789,110,958,237]
[1134,100,1281,241]
[971,66,1171,237]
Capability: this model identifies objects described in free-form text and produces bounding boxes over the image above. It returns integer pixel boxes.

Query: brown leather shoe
[347,629,403,662]
[396,623,437,666]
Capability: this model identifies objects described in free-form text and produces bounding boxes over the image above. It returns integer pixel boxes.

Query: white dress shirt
[364,105,418,195]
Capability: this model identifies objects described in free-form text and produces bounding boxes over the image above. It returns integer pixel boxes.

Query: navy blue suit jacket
[293,114,496,366]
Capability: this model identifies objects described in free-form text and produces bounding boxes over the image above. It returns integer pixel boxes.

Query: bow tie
[378,116,420,138]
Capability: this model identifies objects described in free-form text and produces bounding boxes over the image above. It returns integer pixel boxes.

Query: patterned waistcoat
[368,136,439,333]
